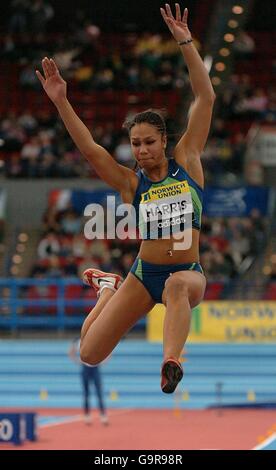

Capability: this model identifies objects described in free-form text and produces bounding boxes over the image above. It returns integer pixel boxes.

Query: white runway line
[40,408,134,428]
[252,432,276,450]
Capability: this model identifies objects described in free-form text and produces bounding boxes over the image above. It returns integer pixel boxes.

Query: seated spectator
[46,254,64,278]
[37,231,60,259]
[60,209,82,235]
[114,135,133,168]
[233,30,255,58]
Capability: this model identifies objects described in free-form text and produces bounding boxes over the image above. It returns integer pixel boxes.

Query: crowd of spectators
[0,1,274,169]
[1,72,274,182]
[0,0,273,302]
[0,110,137,178]
[0,27,275,184]
[0,1,274,185]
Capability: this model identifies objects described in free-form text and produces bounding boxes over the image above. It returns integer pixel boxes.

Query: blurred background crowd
[0,0,275,320]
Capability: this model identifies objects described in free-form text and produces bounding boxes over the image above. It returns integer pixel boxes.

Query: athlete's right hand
[36,57,67,105]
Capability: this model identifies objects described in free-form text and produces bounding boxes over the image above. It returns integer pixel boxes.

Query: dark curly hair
[123,109,167,136]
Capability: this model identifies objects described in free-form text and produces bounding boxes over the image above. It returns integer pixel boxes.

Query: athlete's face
[130,123,167,168]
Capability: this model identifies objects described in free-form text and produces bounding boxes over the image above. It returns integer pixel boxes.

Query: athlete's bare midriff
[138,229,200,265]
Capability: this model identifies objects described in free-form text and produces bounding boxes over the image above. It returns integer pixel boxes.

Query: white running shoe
[100,414,109,426]
[84,414,92,425]
[83,268,123,297]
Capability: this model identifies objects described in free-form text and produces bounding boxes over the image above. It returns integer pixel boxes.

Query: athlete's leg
[160,271,206,393]
[80,273,155,365]
[81,269,123,341]
[162,271,206,361]
[81,289,115,342]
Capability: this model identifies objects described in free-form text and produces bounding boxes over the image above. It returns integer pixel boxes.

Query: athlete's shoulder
[171,158,204,191]
[169,158,187,175]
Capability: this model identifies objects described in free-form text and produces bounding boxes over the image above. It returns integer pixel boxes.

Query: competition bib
[138,180,194,239]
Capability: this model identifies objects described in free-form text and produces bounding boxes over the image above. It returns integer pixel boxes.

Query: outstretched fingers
[175,3,181,22]
[49,58,59,75]
[182,7,188,23]
[160,7,173,28]
[41,58,49,78]
[36,56,58,86]
[42,57,55,78]
[165,3,174,19]
[160,7,167,21]
[35,69,45,86]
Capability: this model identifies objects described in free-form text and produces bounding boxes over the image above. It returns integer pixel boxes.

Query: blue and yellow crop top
[132,159,203,240]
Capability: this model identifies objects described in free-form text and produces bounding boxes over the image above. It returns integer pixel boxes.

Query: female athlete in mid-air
[37,3,215,393]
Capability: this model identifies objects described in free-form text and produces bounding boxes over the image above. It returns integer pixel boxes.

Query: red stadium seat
[204,282,224,300]
[263,282,276,300]
[64,285,84,315]
[82,288,97,315]
[25,285,58,315]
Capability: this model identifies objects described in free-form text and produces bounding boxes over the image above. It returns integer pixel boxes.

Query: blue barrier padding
[0,278,146,331]
[0,412,37,445]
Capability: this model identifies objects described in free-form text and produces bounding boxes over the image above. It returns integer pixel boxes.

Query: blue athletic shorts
[130,258,204,303]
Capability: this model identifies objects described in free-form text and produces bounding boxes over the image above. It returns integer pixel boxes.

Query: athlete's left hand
[160,3,192,43]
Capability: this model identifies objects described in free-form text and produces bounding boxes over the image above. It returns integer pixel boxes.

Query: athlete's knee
[80,343,105,366]
[165,275,189,299]
[80,351,103,366]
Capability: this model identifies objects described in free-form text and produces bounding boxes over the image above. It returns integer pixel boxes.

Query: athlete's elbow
[79,138,96,160]
[195,93,216,108]
[82,146,96,162]
[203,92,216,106]
[208,91,216,104]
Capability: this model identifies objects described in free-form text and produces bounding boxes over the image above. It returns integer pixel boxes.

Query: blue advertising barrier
[203,186,270,217]
[0,278,146,331]
[52,186,271,218]
[0,412,37,445]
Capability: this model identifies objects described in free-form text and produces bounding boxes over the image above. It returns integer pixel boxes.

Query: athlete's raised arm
[161,4,215,184]
[36,57,136,193]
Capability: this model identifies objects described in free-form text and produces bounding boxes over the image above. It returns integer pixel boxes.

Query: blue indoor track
[1,340,276,410]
